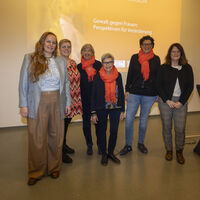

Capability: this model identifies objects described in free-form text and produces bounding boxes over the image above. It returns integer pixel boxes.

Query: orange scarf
[81,56,96,81]
[99,65,119,103]
[138,49,154,81]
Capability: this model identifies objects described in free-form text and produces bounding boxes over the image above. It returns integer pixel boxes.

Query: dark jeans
[96,109,121,155]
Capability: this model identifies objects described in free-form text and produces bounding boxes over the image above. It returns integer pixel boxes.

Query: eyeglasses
[103,61,114,65]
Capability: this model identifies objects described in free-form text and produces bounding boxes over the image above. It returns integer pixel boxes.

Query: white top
[172,65,182,97]
[39,58,60,91]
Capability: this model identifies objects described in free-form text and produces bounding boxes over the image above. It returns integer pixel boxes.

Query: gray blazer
[19,53,71,119]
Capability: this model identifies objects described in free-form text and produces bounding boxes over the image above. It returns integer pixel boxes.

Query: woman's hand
[125,92,130,101]
[166,100,176,108]
[120,112,125,120]
[174,102,183,108]
[20,107,28,117]
[155,96,159,102]
[65,106,71,116]
[91,114,98,124]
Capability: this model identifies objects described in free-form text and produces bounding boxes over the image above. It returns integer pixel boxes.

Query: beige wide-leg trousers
[27,91,64,179]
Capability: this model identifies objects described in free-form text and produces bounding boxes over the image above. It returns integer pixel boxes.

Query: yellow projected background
[27,0,181,71]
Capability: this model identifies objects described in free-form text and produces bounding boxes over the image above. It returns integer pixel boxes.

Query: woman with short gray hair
[91,53,125,165]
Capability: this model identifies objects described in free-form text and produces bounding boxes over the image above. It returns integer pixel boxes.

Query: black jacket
[91,71,125,112]
[125,54,160,96]
[157,64,194,105]
[77,60,102,110]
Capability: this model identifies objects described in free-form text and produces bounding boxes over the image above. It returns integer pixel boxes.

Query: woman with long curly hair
[19,32,71,185]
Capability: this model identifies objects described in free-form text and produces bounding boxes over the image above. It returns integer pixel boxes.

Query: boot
[176,150,185,164]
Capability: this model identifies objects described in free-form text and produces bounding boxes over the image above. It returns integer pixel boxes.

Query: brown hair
[29,32,58,82]
[164,43,188,65]
[59,39,71,49]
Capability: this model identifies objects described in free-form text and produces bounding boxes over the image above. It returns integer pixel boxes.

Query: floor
[0,112,200,200]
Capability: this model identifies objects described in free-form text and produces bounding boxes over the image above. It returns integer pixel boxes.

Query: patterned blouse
[105,83,120,109]
[66,59,82,118]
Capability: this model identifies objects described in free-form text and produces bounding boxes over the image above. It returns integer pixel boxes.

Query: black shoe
[101,154,108,166]
[63,144,75,154]
[119,145,132,156]
[62,152,73,163]
[108,154,120,164]
[87,147,93,155]
[138,143,148,154]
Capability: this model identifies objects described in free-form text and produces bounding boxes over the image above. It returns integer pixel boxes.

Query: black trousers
[95,109,121,155]
[63,118,72,146]
[82,109,98,148]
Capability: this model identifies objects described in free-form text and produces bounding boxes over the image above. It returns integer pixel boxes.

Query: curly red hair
[30,32,58,82]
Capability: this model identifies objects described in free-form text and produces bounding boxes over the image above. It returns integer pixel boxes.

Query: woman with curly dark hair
[19,32,71,185]
[120,35,160,156]
[157,43,194,164]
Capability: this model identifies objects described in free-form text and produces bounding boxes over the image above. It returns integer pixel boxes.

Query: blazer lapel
[55,57,65,93]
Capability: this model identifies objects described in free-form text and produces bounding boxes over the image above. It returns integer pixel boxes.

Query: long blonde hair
[29,32,58,82]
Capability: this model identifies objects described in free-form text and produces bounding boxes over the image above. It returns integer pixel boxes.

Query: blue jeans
[125,94,156,146]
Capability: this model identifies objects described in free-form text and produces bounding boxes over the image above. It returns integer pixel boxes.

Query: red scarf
[138,49,154,81]
[81,56,96,81]
[99,65,119,103]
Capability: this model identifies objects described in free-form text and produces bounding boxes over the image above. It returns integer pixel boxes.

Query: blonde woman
[77,44,101,155]
[59,39,82,163]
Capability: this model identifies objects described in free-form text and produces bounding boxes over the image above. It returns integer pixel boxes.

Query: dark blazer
[157,63,194,105]
[91,71,125,112]
[77,60,101,110]
[125,54,160,96]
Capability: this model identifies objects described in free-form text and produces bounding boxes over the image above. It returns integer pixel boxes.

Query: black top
[156,64,194,105]
[125,54,160,96]
[77,60,102,110]
[91,72,125,112]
